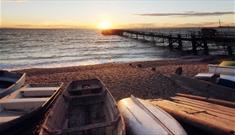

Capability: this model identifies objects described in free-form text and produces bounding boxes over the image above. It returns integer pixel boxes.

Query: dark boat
[0,70,26,98]
[0,83,63,135]
[172,74,235,101]
[195,73,235,89]
[39,79,125,135]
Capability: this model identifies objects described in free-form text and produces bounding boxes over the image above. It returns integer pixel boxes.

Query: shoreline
[15,55,223,74]
[15,59,210,100]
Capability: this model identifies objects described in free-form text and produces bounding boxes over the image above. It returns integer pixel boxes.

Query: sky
[1,0,235,29]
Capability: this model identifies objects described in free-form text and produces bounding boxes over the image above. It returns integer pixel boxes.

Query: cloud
[115,21,235,29]
[136,11,235,17]
[2,0,26,3]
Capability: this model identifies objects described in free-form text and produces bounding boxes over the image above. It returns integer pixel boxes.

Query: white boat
[0,83,63,134]
[118,95,187,135]
[0,70,26,98]
[208,61,235,75]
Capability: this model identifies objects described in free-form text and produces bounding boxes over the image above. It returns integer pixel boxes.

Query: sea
[0,28,234,70]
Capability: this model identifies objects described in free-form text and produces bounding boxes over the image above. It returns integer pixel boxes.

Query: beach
[16,59,209,100]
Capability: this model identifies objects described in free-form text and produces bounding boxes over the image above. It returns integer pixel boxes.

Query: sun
[98,20,112,30]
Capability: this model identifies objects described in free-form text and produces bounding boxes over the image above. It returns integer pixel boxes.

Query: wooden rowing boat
[0,83,63,135]
[39,79,125,135]
[172,74,235,101]
[0,70,26,98]
[150,93,235,135]
[118,95,187,135]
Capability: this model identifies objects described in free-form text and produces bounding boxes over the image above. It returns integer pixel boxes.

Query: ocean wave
[94,40,129,44]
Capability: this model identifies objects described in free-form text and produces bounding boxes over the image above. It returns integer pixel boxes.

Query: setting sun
[98,20,112,30]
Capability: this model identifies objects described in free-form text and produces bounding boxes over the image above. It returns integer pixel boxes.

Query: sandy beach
[16,59,210,101]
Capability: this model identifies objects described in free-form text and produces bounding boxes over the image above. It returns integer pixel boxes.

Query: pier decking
[102,29,235,56]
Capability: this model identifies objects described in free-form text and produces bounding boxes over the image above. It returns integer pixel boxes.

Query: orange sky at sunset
[1,0,235,29]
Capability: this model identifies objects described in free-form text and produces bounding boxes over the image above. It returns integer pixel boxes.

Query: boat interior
[0,83,61,124]
[41,79,123,135]
[0,71,22,90]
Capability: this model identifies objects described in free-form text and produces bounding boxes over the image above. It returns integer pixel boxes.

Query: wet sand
[16,59,209,100]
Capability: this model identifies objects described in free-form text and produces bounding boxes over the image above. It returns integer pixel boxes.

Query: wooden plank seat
[20,87,59,97]
[0,98,49,111]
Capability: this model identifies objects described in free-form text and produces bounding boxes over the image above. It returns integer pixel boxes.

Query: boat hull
[172,74,235,101]
[208,64,235,75]
[118,96,187,135]
[0,83,63,135]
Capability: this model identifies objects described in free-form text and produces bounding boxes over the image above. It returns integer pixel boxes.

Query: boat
[0,70,26,98]
[195,73,235,89]
[39,79,125,135]
[172,74,235,101]
[150,93,235,135]
[208,61,235,75]
[118,95,187,135]
[0,83,63,135]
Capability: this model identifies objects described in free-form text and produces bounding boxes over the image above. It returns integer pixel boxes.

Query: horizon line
[1,26,235,30]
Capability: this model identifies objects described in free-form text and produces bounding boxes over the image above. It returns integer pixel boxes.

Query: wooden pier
[102,29,235,56]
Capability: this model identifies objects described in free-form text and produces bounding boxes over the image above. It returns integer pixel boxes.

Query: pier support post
[151,35,155,42]
[168,35,173,49]
[203,39,209,55]
[177,34,182,50]
[191,35,197,55]
[227,45,233,56]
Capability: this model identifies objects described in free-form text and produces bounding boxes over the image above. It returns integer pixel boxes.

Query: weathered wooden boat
[39,79,125,135]
[0,83,63,135]
[150,93,235,135]
[118,95,187,135]
[195,73,235,89]
[208,61,235,75]
[0,70,26,98]
[172,74,235,101]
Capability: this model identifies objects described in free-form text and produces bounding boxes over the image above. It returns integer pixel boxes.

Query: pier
[102,29,235,56]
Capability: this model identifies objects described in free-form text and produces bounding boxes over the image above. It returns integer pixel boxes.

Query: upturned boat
[195,73,235,89]
[172,74,235,101]
[39,79,125,135]
[118,95,187,135]
[0,70,26,98]
[0,83,63,135]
